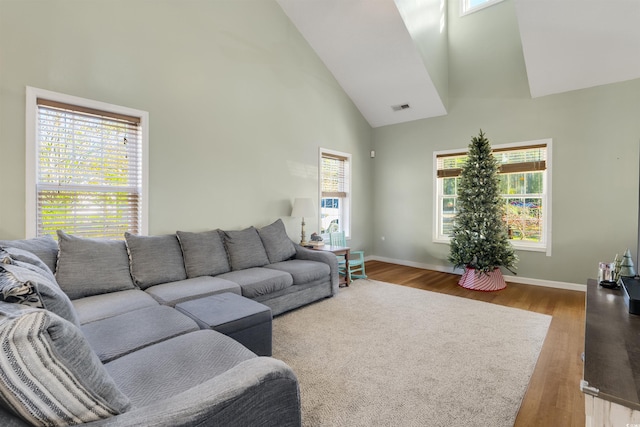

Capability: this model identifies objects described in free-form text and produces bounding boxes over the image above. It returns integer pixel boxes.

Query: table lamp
[291,197,315,246]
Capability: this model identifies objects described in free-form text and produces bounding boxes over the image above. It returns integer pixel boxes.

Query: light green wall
[372,0,640,285]
[0,0,373,251]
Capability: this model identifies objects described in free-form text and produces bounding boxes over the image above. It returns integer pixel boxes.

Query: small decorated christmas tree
[448,130,518,291]
[620,249,636,278]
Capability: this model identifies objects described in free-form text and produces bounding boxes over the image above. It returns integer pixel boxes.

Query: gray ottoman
[175,292,272,356]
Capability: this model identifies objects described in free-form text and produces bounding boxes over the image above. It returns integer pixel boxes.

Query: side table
[309,245,351,287]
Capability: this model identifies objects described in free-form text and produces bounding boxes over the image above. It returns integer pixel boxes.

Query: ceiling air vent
[391,103,410,112]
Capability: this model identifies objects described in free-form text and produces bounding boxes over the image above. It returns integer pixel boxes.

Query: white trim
[365,255,585,292]
[25,86,149,237]
[460,0,506,17]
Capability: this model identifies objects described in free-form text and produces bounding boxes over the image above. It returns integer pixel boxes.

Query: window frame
[319,148,352,239]
[432,139,552,256]
[25,86,149,238]
[460,0,506,16]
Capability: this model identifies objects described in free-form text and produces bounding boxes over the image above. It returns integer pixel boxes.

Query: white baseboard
[365,255,585,292]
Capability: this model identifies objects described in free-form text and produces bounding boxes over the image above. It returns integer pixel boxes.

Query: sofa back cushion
[222,227,270,271]
[176,230,231,278]
[0,253,80,327]
[0,235,59,274]
[0,303,131,425]
[125,233,187,289]
[55,231,136,300]
[257,219,296,264]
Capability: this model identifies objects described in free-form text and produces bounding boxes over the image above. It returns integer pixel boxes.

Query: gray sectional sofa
[0,219,339,426]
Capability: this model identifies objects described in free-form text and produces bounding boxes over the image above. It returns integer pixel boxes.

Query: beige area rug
[272,279,551,427]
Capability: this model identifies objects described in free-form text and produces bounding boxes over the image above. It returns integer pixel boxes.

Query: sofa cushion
[217,268,293,298]
[72,289,159,325]
[176,230,230,278]
[0,235,59,274]
[144,276,241,307]
[125,233,187,289]
[55,231,136,299]
[0,261,80,327]
[81,306,199,363]
[0,303,131,425]
[0,246,56,282]
[257,219,296,264]
[265,259,331,285]
[222,227,270,271]
[104,329,255,408]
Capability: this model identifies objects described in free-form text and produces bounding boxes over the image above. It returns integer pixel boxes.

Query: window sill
[433,237,550,256]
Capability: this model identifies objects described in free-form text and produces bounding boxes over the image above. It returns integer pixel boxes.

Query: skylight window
[461,0,505,16]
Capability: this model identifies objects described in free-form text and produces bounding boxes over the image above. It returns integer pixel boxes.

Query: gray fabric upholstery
[0,262,80,326]
[55,231,136,299]
[0,303,131,426]
[222,227,270,270]
[218,267,293,298]
[176,230,230,278]
[82,306,199,363]
[105,330,255,407]
[72,289,159,324]
[257,219,296,263]
[254,277,334,316]
[295,244,340,293]
[175,293,272,356]
[144,276,241,306]
[0,235,59,274]
[0,246,56,282]
[85,357,301,427]
[124,233,187,289]
[265,259,331,285]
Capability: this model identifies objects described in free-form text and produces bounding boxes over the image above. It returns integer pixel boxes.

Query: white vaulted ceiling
[277,0,640,128]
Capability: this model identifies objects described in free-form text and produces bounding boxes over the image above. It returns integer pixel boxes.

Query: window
[26,87,148,239]
[434,139,551,254]
[319,149,351,237]
[461,0,505,16]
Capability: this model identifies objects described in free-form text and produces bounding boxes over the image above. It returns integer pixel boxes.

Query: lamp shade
[291,197,315,218]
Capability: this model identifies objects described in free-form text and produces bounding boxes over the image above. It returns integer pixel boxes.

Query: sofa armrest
[87,357,301,427]
[294,245,339,294]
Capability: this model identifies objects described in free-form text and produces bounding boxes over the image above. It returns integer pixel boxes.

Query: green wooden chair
[329,232,367,281]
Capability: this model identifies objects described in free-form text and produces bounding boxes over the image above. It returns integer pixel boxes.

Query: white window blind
[321,153,348,198]
[36,98,143,239]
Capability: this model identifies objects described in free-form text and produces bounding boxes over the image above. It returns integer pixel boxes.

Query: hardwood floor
[364,260,586,427]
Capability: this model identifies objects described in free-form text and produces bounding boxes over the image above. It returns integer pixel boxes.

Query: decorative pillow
[176,230,231,278]
[0,246,56,282]
[124,233,187,289]
[0,235,59,274]
[55,231,136,300]
[257,219,296,264]
[0,303,131,425]
[222,227,270,271]
[0,262,80,327]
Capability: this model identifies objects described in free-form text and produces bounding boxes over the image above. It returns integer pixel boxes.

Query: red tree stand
[459,267,506,292]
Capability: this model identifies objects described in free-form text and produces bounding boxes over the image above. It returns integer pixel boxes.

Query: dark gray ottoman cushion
[175,293,272,356]
[81,306,200,363]
[217,267,293,298]
[144,276,241,306]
